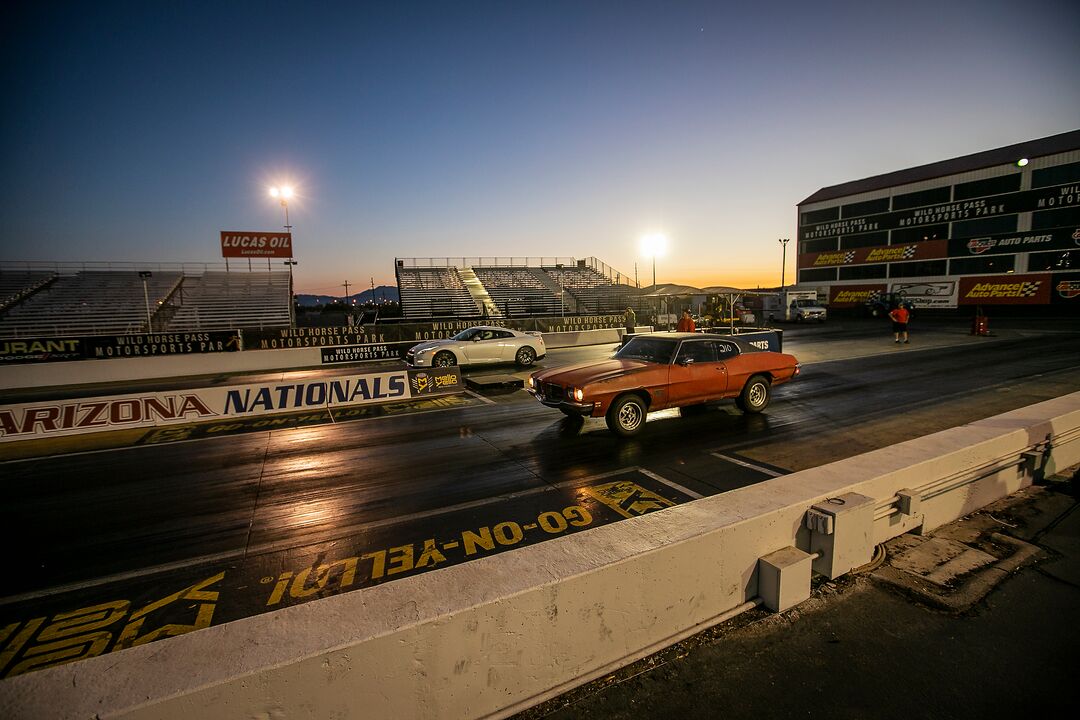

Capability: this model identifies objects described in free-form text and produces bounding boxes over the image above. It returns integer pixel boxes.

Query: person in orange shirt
[677,310,696,333]
[889,304,910,344]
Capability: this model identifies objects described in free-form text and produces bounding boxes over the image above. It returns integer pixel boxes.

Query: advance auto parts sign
[958,274,1051,305]
[0,368,460,443]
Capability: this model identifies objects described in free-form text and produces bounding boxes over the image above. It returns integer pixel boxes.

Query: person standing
[889,304,910,344]
[677,309,696,333]
[623,306,636,335]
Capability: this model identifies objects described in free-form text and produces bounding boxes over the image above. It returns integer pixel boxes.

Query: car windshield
[614,337,677,364]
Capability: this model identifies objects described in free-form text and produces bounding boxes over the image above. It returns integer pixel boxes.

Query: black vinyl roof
[799,129,1080,206]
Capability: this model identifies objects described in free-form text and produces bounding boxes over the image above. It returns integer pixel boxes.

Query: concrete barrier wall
[3,391,1078,719]
[0,328,638,391]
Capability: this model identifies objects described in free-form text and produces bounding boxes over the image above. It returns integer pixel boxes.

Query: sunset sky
[3,1,1078,295]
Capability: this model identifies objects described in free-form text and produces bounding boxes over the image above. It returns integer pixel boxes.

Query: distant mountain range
[296,286,399,306]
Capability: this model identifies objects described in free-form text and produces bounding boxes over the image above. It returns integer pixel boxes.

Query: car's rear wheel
[739,375,771,413]
[515,346,536,367]
[433,351,456,368]
[606,394,646,437]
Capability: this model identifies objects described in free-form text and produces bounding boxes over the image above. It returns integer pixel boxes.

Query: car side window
[479,330,495,340]
[494,330,514,339]
[713,341,739,360]
[675,341,716,364]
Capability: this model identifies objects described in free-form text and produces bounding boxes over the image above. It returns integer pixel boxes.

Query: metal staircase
[528,267,580,314]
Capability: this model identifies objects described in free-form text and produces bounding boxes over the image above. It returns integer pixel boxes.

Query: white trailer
[763,290,828,323]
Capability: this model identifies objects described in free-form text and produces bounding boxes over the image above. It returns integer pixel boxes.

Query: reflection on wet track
[1,325,1078,676]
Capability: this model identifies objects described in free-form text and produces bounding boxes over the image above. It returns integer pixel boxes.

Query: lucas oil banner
[0,367,463,443]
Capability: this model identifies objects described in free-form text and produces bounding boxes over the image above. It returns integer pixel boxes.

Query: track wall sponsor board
[891,281,959,309]
[0,332,241,365]
[244,315,624,347]
[799,240,948,268]
[957,273,1051,305]
[829,284,887,307]
[320,342,413,364]
[0,368,463,442]
[1052,273,1080,304]
[948,226,1079,257]
[220,231,294,258]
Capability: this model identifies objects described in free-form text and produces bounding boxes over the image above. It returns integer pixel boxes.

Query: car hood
[410,339,454,353]
[532,358,655,386]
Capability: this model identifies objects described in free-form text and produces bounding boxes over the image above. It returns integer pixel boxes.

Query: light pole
[138,270,153,331]
[641,233,668,328]
[269,185,294,232]
[778,238,790,288]
[284,259,298,327]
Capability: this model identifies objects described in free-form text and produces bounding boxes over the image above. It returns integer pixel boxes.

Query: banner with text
[0,331,241,365]
[0,367,463,443]
[957,274,1051,306]
[220,231,294,258]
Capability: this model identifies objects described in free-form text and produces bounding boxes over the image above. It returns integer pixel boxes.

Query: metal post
[138,270,153,331]
[779,238,790,288]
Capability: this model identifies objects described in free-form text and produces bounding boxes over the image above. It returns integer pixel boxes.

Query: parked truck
[763,290,828,323]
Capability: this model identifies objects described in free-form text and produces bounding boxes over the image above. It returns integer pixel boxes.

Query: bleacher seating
[473,267,562,317]
[397,267,480,318]
[0,271,181,338]
[544,266,647,314]
[165,271,291,331]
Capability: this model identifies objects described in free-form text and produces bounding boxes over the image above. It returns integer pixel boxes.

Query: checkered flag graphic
[1018,282,1041,297]
[902,245,917,259]
[844,251,856,263]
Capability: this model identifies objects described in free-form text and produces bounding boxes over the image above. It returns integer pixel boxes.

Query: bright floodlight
[269,187,280,198]
[641,233,668,258]
[1017,158,1029,167]
[280,185,294,199]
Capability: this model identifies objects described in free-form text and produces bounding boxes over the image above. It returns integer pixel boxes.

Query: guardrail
[3,391,1077,718]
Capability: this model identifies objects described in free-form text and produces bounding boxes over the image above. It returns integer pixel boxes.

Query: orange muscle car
[527,332,800,436]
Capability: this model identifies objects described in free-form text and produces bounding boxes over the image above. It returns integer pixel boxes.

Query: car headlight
[573,388,584,402]
[528,377,536,388]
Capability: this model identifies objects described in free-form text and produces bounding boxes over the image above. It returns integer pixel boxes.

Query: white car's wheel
[515,346,536,366]
[433,351,456,368]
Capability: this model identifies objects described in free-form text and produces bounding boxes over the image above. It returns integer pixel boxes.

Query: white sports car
[406,326,547,368]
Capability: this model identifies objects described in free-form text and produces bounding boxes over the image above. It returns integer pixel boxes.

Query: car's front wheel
[606,394,647,437]
[433,351,456,368]
[515,346,536,367]
[738,375,771,413]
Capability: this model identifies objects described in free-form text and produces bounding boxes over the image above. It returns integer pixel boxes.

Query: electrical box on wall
[805,492,876,579]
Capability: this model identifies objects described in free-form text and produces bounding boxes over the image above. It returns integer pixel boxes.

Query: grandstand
[395,257,647,319]
[0,263,292,338]
[165,271,291,331]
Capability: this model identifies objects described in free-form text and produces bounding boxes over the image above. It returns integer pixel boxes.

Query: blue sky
[3,0,1078,295]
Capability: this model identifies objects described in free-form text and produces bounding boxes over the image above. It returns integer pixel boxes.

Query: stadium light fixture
[640,233,668,290]
[1017,158,1029,167]
[268,185,294,232]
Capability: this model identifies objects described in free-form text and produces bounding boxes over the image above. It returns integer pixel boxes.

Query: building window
[841,198,890,218]
[799,267,838,282]
[949,255,1017,275]
[952,215,1018,238]
[1032,206,1080,230]
[803,237,838,253]
[840,231,888,250]
[1032,161,1080,189]
[1028,250,1074,271]
[801,207,839,226]
[891,224,948,244]
[838,264,886,280]
[953,174,1021,201]
[889,260,948,278]
[892,186,951,211]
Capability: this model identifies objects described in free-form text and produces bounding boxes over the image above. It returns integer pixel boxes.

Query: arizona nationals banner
[0,367,463,442]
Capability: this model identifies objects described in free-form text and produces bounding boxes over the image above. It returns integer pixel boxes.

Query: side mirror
[678,357,694,366]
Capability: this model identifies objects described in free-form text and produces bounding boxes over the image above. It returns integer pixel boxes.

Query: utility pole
[779,238,790,288]
[342,280,351,306]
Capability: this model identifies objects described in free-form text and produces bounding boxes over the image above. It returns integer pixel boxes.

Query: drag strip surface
[2,325,1079,677]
